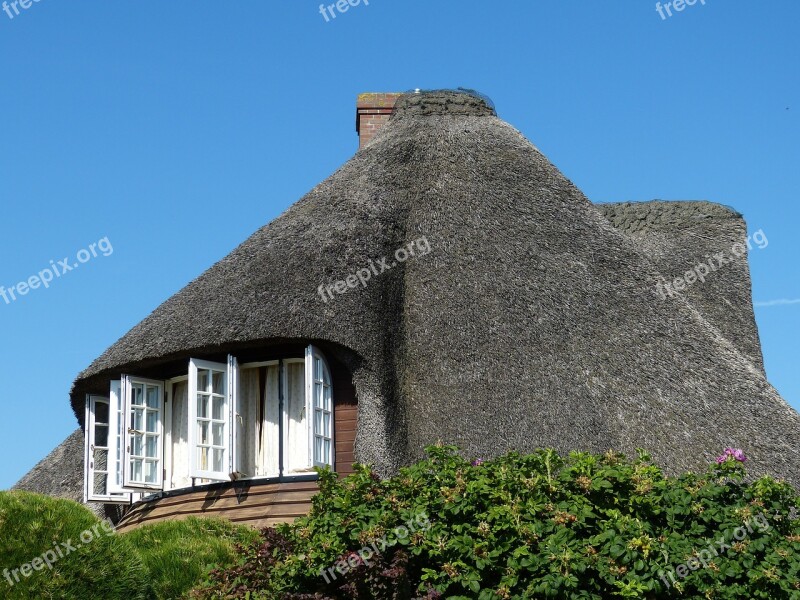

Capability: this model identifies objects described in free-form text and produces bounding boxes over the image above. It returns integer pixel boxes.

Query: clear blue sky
[1,1,798,489]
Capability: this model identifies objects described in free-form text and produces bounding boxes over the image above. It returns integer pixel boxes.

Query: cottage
[14,89,799,531]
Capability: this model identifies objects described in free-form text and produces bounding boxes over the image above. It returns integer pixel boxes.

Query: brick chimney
[356,92,401,149]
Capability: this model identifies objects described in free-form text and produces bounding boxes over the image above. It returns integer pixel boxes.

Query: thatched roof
[62,90,797,486]
[596,201,764,371]
[13,429,85,502]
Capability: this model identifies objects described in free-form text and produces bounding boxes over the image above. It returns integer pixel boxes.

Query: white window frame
[122,376,165,491]
[188,358,233,481]
[307,345,335,470]
[228,354,240,477]
[84,393,131,503]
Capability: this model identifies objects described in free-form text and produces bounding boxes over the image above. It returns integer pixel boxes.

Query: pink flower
[716,448,747,463]
[471,458,485,467]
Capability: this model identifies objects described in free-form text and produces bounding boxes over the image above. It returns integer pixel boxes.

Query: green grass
[123,517,260,600]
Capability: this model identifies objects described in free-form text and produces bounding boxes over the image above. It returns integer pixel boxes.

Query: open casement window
[84,393,131,503]
[307,345,334,469]
[122,376,165,491]
[188,358,235,481]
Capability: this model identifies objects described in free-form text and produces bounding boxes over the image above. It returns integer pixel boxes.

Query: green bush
[0,491,149,600]
[192,446,800,599]
[123,516,260,600]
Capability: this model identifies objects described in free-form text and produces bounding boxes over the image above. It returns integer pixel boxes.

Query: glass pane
[131,459,143,482]
[95,401,109,424]
[212,372,225,395]
[323,412,332,436]
[146,385,160,408]
[132,384,144,406]
[212,396,225,421]
[212,422,224,446]
[198,446,208,470]
[314,437,323,463]
[323,364,331,386]
[94,473,108,495]
[145,435,158,458]
[146,410,158,433]
[131,433,143,457]
[325,440,332,464]
[314,411,322,435]
[145,461,158,484]
[315,358,322,382]
[197,369,209,393]
[95,424,109,448]
[324,385,332,412]
[197,395,208,418]
[93,448,108,471]
[133,408,144,432]
[198,421,209,445]
[213,449,224,473]
[315,382,323,409]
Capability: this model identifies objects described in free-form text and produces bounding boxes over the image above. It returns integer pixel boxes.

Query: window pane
[314,411,322,435]
[325,440,332,464]
[133,408,144,432]
[323,412,331,436]
[146,410,158,433]
[212,396,225,421]
[131,433,143,457]
[212,372,225,395]
[314,437,323,464]
[212,423,224,446]
[146,385,159,408]
[95,424,109,448]
[324,385,332,412]
[95,401,109,424]
[198,421,209,445]
[94,448,108,472]
[198,370,209,393]
[315,357,322,382]
[197,395,209,418]
[145,435,158,458]
[198,447,209,471]
[145,461,158,484]
[94,473,108,495]
[131,459,143,482]
[314,382,323,409]
[213,449,224,473]
[132,384,144,407]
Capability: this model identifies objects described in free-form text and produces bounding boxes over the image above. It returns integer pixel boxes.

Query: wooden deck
[115,479,320,532]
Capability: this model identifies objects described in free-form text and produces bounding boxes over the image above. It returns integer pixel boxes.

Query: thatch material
[597,201,764,371]
[59,90,798,488]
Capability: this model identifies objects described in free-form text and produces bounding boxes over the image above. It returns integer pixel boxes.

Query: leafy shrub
[123,516,260,600]
[0,491,149,600]
[192,446,800,599]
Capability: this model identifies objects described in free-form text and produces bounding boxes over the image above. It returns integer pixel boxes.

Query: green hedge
[192,446,800,599]
[0,491,149,600]
[124,516,260,600]
[0,491,257,600]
